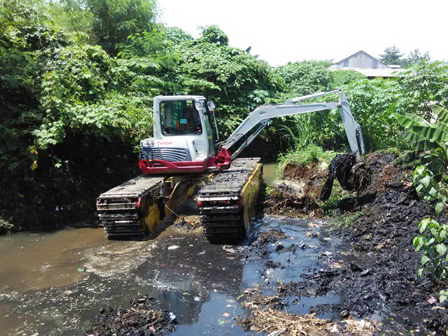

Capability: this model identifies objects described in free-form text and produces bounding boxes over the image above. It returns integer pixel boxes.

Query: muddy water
[0,215,340,335]
[262,162,278,187]
[0,227,106,291]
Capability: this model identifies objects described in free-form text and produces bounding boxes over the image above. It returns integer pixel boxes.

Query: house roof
[331,50,390,69]
[329,50,404,77]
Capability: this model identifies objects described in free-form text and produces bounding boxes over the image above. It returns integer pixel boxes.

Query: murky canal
[0,164,345,335]
[0,220,344,334]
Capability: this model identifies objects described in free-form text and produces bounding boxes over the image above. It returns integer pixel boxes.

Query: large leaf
[420,175,431,187]
[436,243,447,256]
[436,202,445,215]
[432,105,448,124]
[409,125,448,144]
[400,131,440,150]
[415,140,440,151]
[419,218,431,233]
[400,130,426,142]
[395,113,434,129]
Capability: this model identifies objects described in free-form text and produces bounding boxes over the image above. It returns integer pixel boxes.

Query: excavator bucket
[338,91,365,158]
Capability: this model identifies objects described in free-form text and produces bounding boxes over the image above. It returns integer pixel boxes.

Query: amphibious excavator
[96,90,365,242]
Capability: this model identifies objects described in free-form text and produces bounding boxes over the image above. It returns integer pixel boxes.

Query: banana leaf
[432,105,448,124]
[395,113,434,129]
[413,140,440,151]
[400,130,426,143]
[410,125,448,144]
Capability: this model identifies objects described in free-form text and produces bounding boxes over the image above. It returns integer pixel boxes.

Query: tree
[48,0,94,37]
[403,48,430,67]
[199,25,229,46]
[379,46,404,66]
[0,0,67,174]
[397,61,448,117]
[169,27,280,136]
[57,0,159,54]
[273,61,333,97]
[331,70,366,87]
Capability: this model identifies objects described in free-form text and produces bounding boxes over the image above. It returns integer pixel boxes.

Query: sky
[157,0,448,67]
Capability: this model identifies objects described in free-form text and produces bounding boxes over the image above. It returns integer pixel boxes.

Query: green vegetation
[396,106,448,174]
[396,105,448,213]
[397,104,448,294]
[264,186,277,197]
[1,0,448,231]
[277,144,338,175]
[0,217,14,234]
[414,218,448,301]
[331,211,364,229]
[413,166,447,214]
[331,70,366,87]
[380,45,430,67]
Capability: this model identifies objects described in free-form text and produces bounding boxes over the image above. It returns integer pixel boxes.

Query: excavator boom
[220,90,365,161]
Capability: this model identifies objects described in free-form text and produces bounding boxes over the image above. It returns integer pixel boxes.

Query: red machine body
[138,147,233,175]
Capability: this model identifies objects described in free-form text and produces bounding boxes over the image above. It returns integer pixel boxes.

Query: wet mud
[266,152,448,334]
[239,219,378,335]
[87,295,176,335]
[264,191,324,218]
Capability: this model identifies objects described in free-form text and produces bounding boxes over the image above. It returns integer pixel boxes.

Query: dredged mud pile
[86,295,176,335]
[277,152,448,334]
[264,191,324,218]
[264,162,327,217]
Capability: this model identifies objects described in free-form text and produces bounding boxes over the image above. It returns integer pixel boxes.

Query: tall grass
[277,143,339,177]
[279,114,316,149]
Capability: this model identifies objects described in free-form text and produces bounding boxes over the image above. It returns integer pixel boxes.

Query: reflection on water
[0,216,338,335]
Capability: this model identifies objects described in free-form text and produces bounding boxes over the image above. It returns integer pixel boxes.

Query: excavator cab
[139,96,220,175]
[160,100,202,135]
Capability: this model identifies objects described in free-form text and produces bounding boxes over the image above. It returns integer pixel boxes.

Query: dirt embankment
[264,153,413,219]
[266,152,448,334]
[264,162,328,217]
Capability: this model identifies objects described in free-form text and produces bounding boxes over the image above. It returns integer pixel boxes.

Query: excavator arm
[216,90,365,169]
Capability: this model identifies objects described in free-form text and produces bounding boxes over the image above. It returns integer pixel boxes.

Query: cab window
[160,100,203,136]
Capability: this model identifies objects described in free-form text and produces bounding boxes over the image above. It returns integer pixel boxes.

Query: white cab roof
[154,95,206,101]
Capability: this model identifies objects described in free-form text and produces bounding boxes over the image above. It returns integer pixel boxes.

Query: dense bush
[331,70,366,87]
[35,44,159,150]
